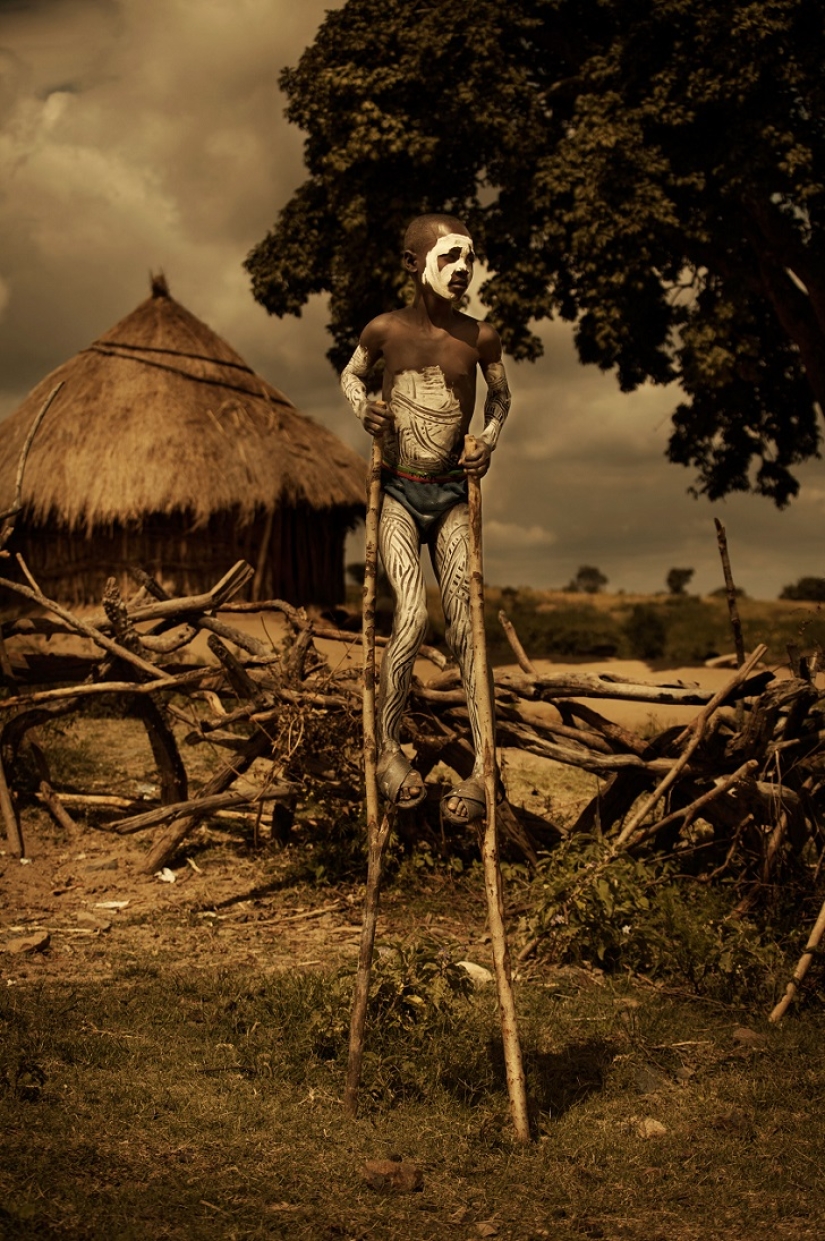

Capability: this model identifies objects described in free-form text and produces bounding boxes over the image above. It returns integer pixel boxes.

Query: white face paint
[421,232,474,301]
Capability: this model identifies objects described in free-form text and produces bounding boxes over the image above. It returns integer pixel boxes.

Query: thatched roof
[0,275,366,531]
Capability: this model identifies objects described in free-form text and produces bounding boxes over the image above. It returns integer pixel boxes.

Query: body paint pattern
[422,232,475,301]
[340,344,371,420]
[386,367,464,471]
[479,361,511,451]
[377,495,484,776]
[377,496,430,748]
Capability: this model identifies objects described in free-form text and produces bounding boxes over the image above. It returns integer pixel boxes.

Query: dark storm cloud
[1,0,822,600]
[0,0,321,408]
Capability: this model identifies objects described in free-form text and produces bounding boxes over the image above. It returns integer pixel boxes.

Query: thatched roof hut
[0,276,366,607]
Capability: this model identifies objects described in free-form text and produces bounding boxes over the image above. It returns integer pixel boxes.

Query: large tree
[245,0,825,505]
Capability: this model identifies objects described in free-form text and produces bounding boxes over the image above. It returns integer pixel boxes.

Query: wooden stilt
[344,434,388,1117]
[466,445,532,1143]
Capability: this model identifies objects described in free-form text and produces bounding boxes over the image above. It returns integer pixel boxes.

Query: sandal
[376,747,427,809]
[441,775,493,826]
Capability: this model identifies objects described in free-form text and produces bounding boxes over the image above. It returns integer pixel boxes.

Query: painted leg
[376,495,428,807]
[431,503,494,822]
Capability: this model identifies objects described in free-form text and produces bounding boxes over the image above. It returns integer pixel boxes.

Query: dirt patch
[1,619,781,989]
[0,806,497,986]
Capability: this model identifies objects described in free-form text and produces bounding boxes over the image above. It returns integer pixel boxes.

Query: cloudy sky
[1,0,823,599]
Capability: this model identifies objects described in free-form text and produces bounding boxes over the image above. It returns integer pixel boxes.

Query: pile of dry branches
[1,550,822,897]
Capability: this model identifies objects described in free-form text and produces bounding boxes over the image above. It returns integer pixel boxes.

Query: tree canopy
[245,0,825,505]
[566,565,608,594]
[666,568,695,596]
[779,576,825,602]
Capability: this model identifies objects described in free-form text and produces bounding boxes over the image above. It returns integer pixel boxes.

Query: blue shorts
[382,467,468,537]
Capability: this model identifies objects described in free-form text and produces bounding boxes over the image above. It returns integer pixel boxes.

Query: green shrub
[485,603,621,663]
[656,596,732,663]
[622,604,668,660]
[365,936,474,1035]
[780,576,825,601]
[520,836,787,1002]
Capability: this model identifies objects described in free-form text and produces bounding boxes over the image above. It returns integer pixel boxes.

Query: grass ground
[3,829,825,1241]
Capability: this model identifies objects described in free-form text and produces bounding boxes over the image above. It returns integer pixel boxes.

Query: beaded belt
[382,461,465,485]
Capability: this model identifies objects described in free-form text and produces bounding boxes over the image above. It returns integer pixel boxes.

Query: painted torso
[378,309,480,472]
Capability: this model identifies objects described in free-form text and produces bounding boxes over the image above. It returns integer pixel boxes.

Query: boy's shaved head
[403,213,469,253]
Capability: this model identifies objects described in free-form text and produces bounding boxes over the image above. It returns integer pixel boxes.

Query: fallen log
[497,666,773,707]
[0,668,215,712]
[140,728,275,874]
[112,785,298,835]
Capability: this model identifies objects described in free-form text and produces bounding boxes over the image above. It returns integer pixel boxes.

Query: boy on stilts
[341,213,511,822]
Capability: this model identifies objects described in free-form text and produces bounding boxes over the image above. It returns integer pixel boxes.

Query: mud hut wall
[4,504,357,608]
[258,505,353,606]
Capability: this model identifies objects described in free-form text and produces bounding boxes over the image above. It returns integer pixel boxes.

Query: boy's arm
[478,325,511,453]
[459,326,511,478]
[340,320,394,436]
[340,341,374,424]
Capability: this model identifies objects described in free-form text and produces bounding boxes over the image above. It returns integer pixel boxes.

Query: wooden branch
[563,701,649,756]
[0,566,167,680]
[207,634,269,701]
[191,684,354,734]
[4,617,87,639]
[714,519,746,668]
[36,791,140,812]
[131,696,188,805]
[196,615,274,659]
[38,781,79,833]
[139,625,198,653]
[413,685,520,711]
[769,895,825,1023]
[571,767,653,836]
[0,668,213,713]
[250,687,354,718]
[140,728,273,874]
[512,712,614,755]
[0,752,23,857]
[345,434,387,1119]
[498,720,675,775]
[123,564,274,661]
[217,600,450,669]
[113,785,297,835]
[184,729,250,751]
[614,646,768,848]
[498,610,538,677]
[629,759,759,847]
[101,560,255,627]
[0,627,14,681]
[670,645,768,750]
[497,668,715,705]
